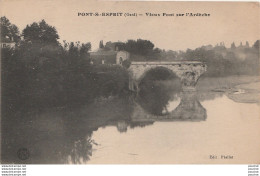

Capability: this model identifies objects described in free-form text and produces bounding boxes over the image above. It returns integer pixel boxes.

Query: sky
[1,0,259,51]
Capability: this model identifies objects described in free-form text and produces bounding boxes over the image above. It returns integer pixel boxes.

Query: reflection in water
[66,135,94,164]
[166,96,181,113]
[136,76,206,122]
[1,96,133,164]
[138,76,181,115]
[132,91,207,122]
[171,92,207,121]
[3,78,240,164]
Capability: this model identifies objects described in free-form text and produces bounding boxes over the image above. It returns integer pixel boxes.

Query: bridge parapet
[130,61,204,65]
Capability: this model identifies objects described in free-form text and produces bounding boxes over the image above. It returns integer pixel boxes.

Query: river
[1,77,260,164]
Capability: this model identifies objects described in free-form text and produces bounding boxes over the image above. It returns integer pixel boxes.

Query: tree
[99,40,104,48]
[79,43,91,59]
[18,20,61,63]
[165,50,178,60]
[231,42,236,49]
[253,40,259,50]
[125,39,155,56]
[0,16,20,42]
[246,41,249,47]
[22,20,59,45]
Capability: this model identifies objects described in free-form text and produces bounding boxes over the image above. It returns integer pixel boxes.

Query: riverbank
[197,75,259,91]
[158,75,259,103]
[227,81,260,104]
[198,76,259,103]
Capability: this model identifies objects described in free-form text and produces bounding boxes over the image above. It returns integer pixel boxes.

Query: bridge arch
[138,66,180,84]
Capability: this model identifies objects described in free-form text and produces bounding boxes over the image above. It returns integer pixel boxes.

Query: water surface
[2,79,260,164]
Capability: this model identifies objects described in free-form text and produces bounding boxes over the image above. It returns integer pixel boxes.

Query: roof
[90,48,117,56]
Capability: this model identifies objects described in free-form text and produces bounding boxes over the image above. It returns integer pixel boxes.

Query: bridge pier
[129,78,140,92]
[180,71,201,91]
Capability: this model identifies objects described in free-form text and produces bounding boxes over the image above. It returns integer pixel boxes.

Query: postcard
[1,0,259,164]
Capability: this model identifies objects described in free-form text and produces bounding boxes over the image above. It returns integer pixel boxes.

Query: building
[1,37,15,48]
[90,48,130,65]
[104,41,125,51]
[116,50,130,65]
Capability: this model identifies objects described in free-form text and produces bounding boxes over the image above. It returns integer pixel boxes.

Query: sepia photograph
[0,0,260,165]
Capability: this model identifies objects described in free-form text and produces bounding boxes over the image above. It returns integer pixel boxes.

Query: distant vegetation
[1,16,259,115]
[177,43,259,77]
[105,39,259,77]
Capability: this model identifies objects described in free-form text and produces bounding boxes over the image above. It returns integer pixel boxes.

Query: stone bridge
[128,61,207,91]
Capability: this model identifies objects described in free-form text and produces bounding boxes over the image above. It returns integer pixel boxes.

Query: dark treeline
[1,17,129,114]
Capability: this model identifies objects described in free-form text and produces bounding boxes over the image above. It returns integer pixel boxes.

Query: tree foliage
[0,16,20,42]
[125,39,155,56]
[22,20,59,45]
[231,42,236,50]
[253,40,259,50]
[99,40,104,48]
[2,17,129,114]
